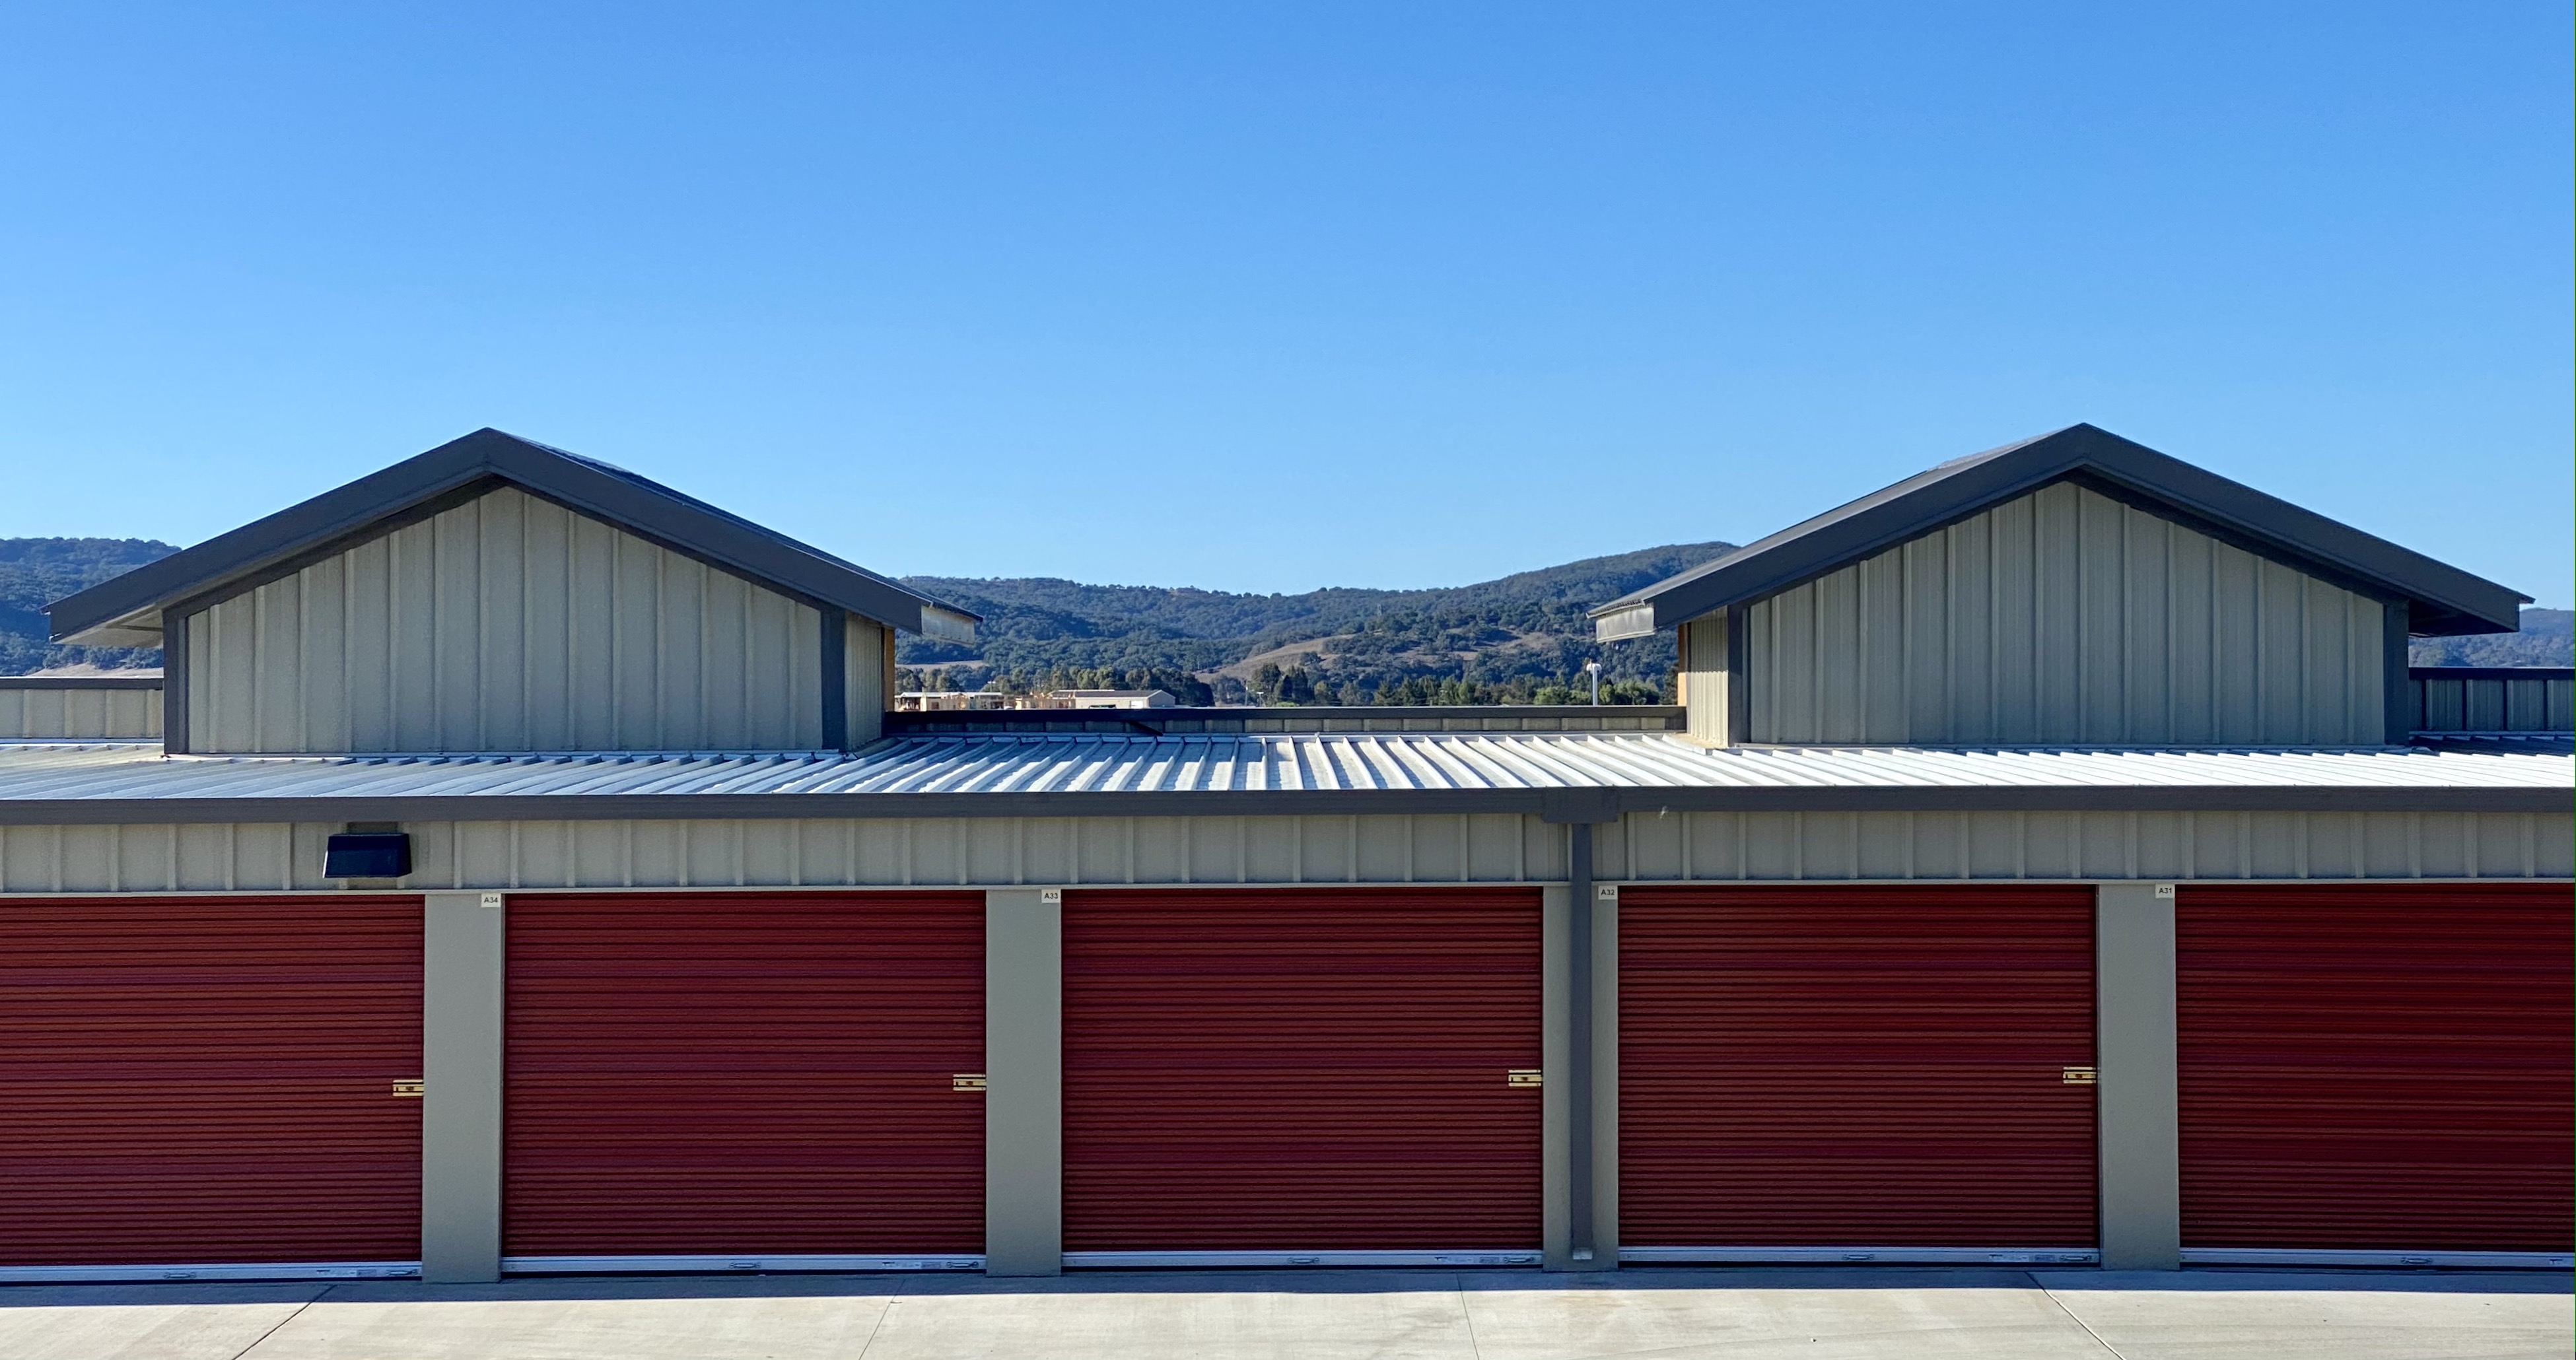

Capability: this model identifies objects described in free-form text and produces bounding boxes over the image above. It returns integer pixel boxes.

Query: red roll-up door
[0,895,423,1274]
[505,891,983,1264]
[1620,886,2099,1256]
[2178,883,2575,1256]
[1062,888,1543,1260]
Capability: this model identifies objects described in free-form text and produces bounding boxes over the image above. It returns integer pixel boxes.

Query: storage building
[0,423,2565,1283]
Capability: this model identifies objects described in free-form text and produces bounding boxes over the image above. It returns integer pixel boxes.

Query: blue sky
[2,3,2567,605]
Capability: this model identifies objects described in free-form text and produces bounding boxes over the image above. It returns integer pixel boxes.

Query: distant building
[894,690,1008,712]
[897,689,1175,712]
[1044,689,1175,710]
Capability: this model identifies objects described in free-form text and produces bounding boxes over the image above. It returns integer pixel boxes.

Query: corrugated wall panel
[1,811,2567,894]
[504,891,984,1256]
[1677,613,1732,746]
[2413,673,2575,733]
[186,487,827,753]
[845,615,887,746]
[0,686,160,739]
[0,895,421,1266]
[1620,886,2098,1248]
[2177,883,2574,1252]
[1062,888,1543,1251]
[1745,481,2391,745]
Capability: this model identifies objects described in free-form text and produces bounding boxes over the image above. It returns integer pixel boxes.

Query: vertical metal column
[2096,881,2182,1270]
[421,890,506,1283]
[1587,878,1619,1269]
[1567,823,1595,1263]
[984,887,1063,1277]
[1543,820,1619,1272]
[1543,884,1574,1268]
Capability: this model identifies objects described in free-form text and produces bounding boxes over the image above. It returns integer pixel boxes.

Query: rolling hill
[0,538,180,674]
[895,541,1741,704]
[3,536,2569,706]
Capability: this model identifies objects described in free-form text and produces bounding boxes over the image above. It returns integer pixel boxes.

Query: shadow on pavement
[0,1262,2563,1308]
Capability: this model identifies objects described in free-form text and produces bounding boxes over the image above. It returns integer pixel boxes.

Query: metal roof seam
[1440,737,1529,790]
[1063,735,1120,794]
[0,732,2565,805]
[1423,736,1503,790]
[1477,733,1595,787]
[1356,735,1422,791]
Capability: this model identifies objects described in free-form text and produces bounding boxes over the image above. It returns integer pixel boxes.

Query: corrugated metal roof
[0,732,2561,810]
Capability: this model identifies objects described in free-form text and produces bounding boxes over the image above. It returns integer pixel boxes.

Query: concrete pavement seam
[1451,1272,1486,1360]
[2029,1272,2132,1360]
[223,1282,333,1360]
[847,1271,914,1359]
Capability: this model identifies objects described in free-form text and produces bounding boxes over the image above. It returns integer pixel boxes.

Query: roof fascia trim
[49,429,976,644]
[2066,443,2523,634]
[49,441,502,643]
[471,436,967,636]
[1591,425,2526,638]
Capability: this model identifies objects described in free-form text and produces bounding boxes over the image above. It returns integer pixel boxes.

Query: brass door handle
[953,1073,987,1091]
[1506,1070,1542,1089]
[2061,1066,2097,1085]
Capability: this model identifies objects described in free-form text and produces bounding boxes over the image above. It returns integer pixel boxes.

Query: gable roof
[1591,424,2527,641]
[49,429,979,648]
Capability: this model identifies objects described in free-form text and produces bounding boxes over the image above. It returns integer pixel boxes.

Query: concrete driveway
[0,1267,2565,1360]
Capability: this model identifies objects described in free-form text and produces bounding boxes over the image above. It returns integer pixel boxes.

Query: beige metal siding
[185,487,827,753]
[1745,481,2391,746]
[0,687,160,740]
[1,811,2562,894]
[1677,612,1733,747]
[845,615,886,746]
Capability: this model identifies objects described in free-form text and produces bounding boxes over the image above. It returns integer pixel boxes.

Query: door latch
[1506,1070,1543,1089]
[2060,1066,2097,1085]
[952,1073,987,1092]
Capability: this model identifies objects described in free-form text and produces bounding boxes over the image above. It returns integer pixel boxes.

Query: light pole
[1584,660,1602,706]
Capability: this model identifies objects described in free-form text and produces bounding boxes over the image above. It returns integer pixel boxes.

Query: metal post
[1541,793,1619,1274]
[421,890,506,1283]
[1588,878,1619,1270]
[2097,881,2182,1270]
[1568,823,1595,1260]
[984,887,1062,1276]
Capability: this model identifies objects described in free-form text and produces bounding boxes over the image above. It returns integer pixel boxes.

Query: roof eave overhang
[1589,425,2529,640]
[52,457,501,646]
[48,429,979,646]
